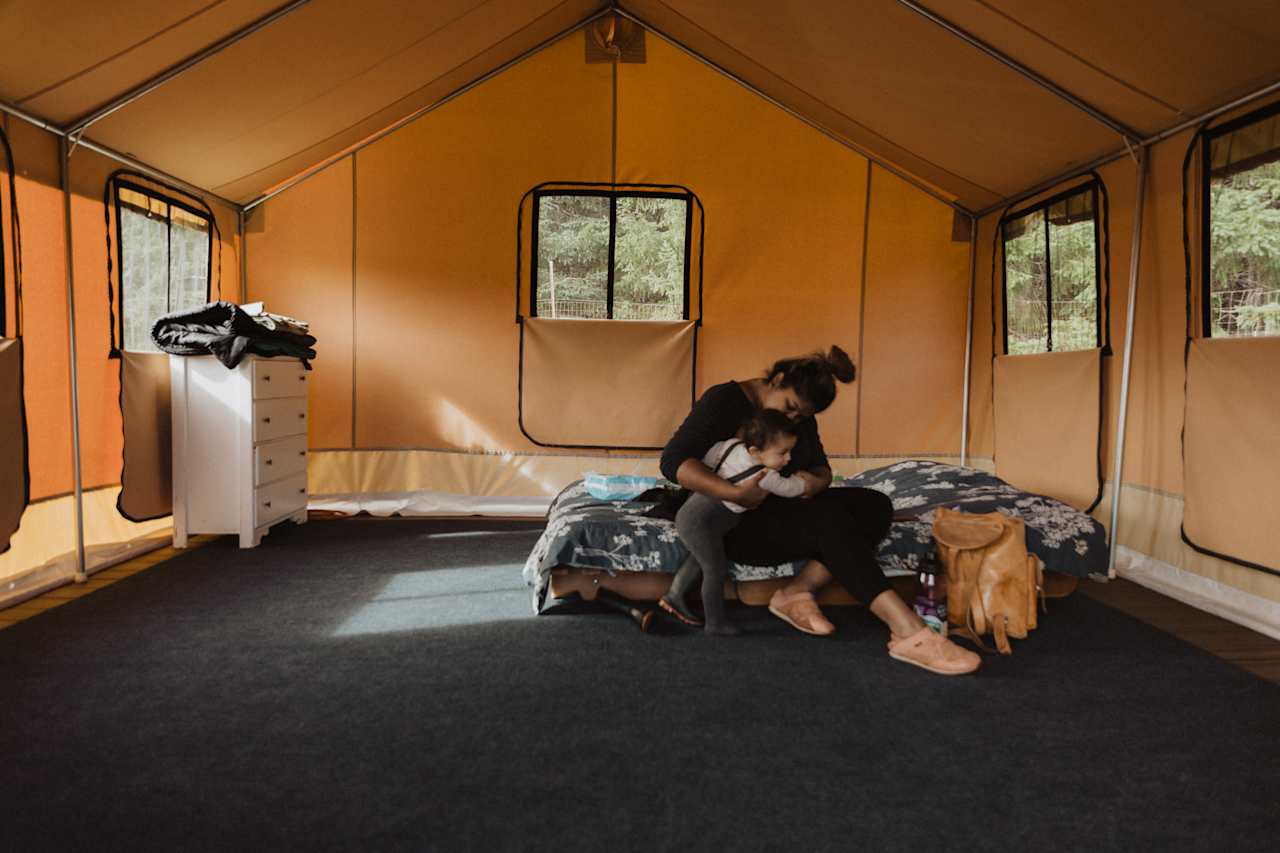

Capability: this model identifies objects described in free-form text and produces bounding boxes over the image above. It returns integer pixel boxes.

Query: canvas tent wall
[0,115,241,598]
[0,1,1277,635]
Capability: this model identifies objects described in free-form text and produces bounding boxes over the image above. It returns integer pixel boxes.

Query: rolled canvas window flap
[1183,337,1280,574]
[1209,110,1280,179]
[993,348,1102,511]
[520,317,695,448]
[0,339,28,552]
[117,352,172,521]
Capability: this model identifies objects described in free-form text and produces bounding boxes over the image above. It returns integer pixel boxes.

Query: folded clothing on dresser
[151,300,317,369]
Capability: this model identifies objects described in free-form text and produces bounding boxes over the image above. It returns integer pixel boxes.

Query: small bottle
[913,554,948,635]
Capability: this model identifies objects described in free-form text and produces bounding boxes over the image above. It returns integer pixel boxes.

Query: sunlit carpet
[1,518,1277,852]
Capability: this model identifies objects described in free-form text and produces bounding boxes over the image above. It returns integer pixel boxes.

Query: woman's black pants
[724,487,894,605]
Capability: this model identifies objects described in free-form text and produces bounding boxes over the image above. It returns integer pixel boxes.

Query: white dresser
[170,354,309,548]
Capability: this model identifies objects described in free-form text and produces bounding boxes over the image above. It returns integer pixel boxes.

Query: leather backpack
[932,507,1043,655]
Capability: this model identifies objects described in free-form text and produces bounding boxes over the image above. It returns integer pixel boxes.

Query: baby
[660,409,806,635]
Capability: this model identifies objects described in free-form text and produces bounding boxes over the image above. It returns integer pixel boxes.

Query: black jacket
[151,301,316,369]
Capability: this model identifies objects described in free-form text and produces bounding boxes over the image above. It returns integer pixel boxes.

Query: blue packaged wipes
[583,472,658,501]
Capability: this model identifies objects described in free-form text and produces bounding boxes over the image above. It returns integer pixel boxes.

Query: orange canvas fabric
[1183,337,1280,573]
[246,158,353,449]
[616,36,869,453]
[0,338,26,551]
[859,167,970,455]
[6,121,72,501]
[117,352,171,521]
[993,349,1103,511]
[520,317,695,447]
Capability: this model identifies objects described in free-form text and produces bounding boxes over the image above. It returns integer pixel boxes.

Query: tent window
[531,190,690,320]
[1202,105,1280,338]
[1001,183,1100,355]
[115,183,211,353]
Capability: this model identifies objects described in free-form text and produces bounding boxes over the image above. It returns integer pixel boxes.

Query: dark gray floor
[2,518,1277,852]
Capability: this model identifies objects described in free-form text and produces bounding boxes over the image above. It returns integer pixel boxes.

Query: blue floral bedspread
[847,460,1106,578]
[523,460,1106,612]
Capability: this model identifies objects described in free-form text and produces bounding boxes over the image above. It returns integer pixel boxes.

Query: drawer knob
[298,413,305,419]
[263,417,271,424]
[299,375,306,381]
[298,488,305,494]
[266,458,273,466]
[298,450,306,457]
[264,500,272,508]
[264,375,271,382]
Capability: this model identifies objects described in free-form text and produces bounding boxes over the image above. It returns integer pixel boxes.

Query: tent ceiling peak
[612,3,975,216]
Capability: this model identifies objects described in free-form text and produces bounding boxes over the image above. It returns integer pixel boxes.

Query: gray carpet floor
[1,518,1276,852]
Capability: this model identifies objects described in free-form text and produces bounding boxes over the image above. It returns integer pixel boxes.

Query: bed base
[549,567,1077,607]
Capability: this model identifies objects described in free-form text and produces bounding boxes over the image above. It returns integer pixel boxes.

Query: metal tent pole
[239,208,248,302]
[976,78,1280,219]
[1107,148,1149,578]
[603,6,977,217]
[961,216,976,467]
[65,0,314,137]
[895,0,1141,143]
[0,100,241,211]
[243,6,617,213]
[59,136,87,582]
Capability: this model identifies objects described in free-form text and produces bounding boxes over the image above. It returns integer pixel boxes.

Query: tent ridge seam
[615,2,990,211]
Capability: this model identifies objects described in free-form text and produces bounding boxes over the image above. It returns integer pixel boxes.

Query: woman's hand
[677,458,766,507]
[794,468,832,498]
[730,470,769,509]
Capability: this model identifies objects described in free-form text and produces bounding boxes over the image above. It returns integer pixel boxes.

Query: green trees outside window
[533,191,689,321]
[117,185,211,352]
[1205,108,1280,338]
[1002,184,1100,355]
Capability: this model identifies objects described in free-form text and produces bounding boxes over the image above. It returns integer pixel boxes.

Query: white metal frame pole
[1107,147,1150,578]
[59,136,87,582]
[239,208,248,302]
[961,216,976,468]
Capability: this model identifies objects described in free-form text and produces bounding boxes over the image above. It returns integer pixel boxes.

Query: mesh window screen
[117,185,211,352]
[532,191,689,321]
[1205,108,1280,339]
[1002,184,1099,354]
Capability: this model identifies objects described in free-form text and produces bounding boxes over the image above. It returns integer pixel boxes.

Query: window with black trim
[1001,182,1101,355]
[115,182,212,352]
[1203,105,1280,338]
[531,190,690,320]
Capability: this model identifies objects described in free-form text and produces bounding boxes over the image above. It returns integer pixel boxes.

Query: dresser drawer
[253,473,307,527]
[254,435,308,487]
[254,397,308,444]
[252,359,308,400]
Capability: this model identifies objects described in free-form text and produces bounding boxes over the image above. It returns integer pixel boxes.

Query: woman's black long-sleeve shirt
[659,381,830,482]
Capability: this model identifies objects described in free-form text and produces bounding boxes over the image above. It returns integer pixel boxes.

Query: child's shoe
[658,594,703,626]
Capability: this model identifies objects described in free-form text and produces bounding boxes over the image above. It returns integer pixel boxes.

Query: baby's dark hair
[738,409,799,450]
[765,345,856,414]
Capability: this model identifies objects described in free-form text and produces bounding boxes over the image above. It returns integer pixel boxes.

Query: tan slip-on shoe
[767,589,836,636]
[887,627,981,675]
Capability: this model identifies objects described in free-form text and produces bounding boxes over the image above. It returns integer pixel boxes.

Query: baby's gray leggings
[673,492,741,630]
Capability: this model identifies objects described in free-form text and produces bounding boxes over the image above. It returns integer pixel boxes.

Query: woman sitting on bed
[660,345,980,676]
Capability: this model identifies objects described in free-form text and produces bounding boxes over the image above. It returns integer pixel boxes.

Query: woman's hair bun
[825,345,856,384]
